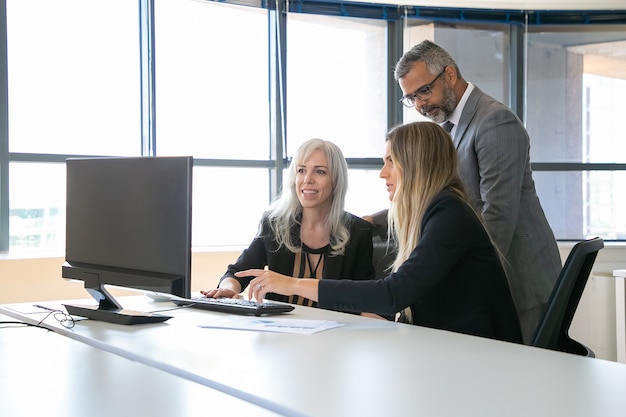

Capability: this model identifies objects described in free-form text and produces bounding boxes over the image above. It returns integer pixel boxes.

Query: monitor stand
[63,281,172,324]
[64,303,172,325]
[62,284,172,325]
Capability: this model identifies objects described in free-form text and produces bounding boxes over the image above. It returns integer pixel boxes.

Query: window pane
[527,26,626,164]
[527,25,626,240]
[286,14,387,158]
[583,74,626,163]
[8,164,271,253]
[9,163,66,253]
[192,167,269,247]
[345,169,389,218]
[154,1,269,159]
[535,171,626,240]
[7,0,140,155]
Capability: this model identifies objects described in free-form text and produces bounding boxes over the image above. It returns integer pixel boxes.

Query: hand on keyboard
[200,288,239,299]
[192,296,261,306]
[171,296,294,316]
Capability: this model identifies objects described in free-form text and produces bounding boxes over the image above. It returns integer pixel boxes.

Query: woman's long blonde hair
[387,122,467,271]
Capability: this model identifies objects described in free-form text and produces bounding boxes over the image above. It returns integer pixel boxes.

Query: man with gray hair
[369,40,561,344]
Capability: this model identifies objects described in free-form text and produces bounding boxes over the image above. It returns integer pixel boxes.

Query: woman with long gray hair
[202,138,375,310]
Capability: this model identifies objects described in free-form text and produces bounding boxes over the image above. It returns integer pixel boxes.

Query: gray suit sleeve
[369,209,389,239]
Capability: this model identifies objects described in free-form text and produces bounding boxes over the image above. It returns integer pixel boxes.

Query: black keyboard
[171,296,294,316]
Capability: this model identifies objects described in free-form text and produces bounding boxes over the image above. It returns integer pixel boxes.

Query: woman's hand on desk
[237,269,320,303]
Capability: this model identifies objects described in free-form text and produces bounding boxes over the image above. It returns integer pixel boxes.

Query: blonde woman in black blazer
[394,40,560,344]
[201,138,375,310]
[242,122,523,344]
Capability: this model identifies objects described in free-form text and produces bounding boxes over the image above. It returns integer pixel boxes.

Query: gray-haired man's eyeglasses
[399,67,447,108]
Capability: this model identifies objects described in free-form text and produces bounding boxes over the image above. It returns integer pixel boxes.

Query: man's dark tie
[442,121,454,133]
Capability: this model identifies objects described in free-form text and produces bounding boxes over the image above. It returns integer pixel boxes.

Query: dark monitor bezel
[62,156,193,324]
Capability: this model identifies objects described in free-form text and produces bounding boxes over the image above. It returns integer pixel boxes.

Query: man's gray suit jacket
[453,86,561,328]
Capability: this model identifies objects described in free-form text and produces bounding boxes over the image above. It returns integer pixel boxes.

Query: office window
[286,13,389,218]
[154,1,271,248]
[9,163,65,253]
[192,166,269,247]
[526,26,626,239]
[154,0,269,159]
[3,3,626,255]
[345,169,389,218]
[286,13,388,158]
[5,0,139,253]
[6,0,140,155]
[402,21,626,241]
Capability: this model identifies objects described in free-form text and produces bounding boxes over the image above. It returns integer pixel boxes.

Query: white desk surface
[0,313,281,417]
[3,297,626,417]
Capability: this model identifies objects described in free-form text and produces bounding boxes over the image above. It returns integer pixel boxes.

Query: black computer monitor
[62,156,193,325]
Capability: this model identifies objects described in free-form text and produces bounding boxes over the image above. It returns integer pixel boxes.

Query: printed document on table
[199,316,345,335]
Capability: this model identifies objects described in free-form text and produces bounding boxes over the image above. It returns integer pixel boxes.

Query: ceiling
[353,0,626,11]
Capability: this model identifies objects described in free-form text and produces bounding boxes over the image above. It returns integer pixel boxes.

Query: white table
[614,269,626,364]
[3,297,626,417]
[0,313,282,417]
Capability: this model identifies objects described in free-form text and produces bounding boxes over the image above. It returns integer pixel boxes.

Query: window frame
[2,0,626,252]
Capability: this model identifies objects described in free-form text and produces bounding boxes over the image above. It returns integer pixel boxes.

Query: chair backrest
[531,237,604,357]
[372,236,396,280]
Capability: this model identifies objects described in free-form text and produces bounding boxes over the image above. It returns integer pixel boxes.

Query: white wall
[564,242,626,361]
[0,250,239,304]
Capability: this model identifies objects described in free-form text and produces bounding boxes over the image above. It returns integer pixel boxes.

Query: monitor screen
[62,156,193,324]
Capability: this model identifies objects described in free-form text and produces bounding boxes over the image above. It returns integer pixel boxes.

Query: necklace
[306,252,323,277]
[301,243,327,278]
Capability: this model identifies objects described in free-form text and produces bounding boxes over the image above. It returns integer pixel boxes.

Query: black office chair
[371,219,397,280]
[531,237,604,357]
